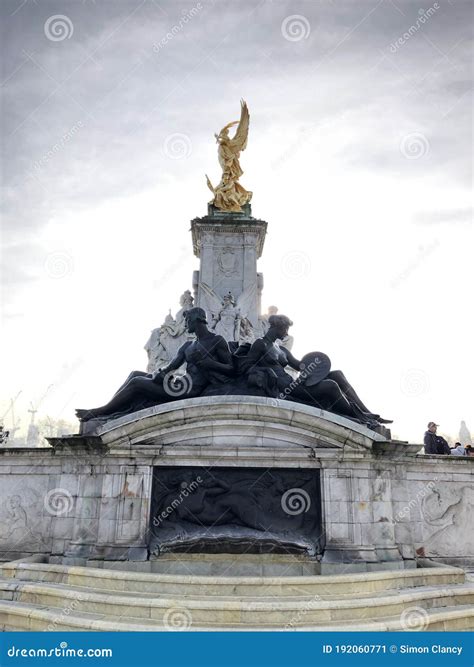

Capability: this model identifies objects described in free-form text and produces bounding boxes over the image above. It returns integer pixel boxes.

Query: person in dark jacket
[424,421,450,455]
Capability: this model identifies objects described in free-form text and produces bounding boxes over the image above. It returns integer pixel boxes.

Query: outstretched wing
[205,174,215,194]
[230,99,250,152]
[199,282,223,323]
[236,282,257,323]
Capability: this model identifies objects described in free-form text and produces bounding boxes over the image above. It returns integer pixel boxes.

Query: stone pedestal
[191,204,267,329]
[0,397,472,572]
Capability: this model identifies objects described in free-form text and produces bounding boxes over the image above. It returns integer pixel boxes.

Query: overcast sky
[1,0,472,443]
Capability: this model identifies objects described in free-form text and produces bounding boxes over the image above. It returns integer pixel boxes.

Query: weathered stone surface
[0,397,472,569]
[191,209,267,335]
[1,560,472,630]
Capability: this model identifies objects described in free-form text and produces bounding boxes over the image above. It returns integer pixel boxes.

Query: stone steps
[0,600,472,632]
[0,578,473,627]
[1,562,464,598]
[87,553,323,577]
[0,561,472,631]
[2,577,472,607]
[0,578,455,603]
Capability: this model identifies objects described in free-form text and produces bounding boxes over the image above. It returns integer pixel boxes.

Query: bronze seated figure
[76,309,391,430]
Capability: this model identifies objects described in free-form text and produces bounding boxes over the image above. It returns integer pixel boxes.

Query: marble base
[0,397,471,569]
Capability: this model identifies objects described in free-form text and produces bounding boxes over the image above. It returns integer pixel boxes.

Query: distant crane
[1,391,22,442]
[26,385,53,447]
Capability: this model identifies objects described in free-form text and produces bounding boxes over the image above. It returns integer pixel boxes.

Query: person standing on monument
[423,422,451,455]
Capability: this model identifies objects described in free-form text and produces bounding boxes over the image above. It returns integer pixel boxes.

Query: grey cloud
[414,207,473,225]
[1,0,472,301]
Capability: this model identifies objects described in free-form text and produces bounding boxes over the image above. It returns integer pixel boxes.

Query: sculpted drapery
[206,100,252,213]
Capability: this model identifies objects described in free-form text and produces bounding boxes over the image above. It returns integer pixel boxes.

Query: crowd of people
[423,421,473,456]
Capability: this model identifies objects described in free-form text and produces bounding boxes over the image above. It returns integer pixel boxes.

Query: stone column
[243,233,258,326]
[64,470,102,562]
[191,205,267,333]
[320,461,405,573]
[321,468,374,572]
[91,464,153,562]
[370,468,404,564]
[198,233,214,289]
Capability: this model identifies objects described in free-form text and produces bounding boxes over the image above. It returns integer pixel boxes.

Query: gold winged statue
[206,99,253,213]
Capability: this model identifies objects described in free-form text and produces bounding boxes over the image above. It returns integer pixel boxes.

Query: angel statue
[206,99,252,213]
[200,283,257,343]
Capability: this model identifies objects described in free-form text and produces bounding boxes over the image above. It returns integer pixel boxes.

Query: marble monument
[0,102,472,578]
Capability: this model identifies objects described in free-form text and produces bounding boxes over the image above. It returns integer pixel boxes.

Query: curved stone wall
[95,396,387,453]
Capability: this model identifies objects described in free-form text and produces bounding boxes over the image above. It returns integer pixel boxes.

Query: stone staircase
[0,557,473,631]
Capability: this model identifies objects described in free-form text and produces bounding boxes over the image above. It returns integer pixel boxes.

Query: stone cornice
[93,396,388,455]
[191,217,267,258]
